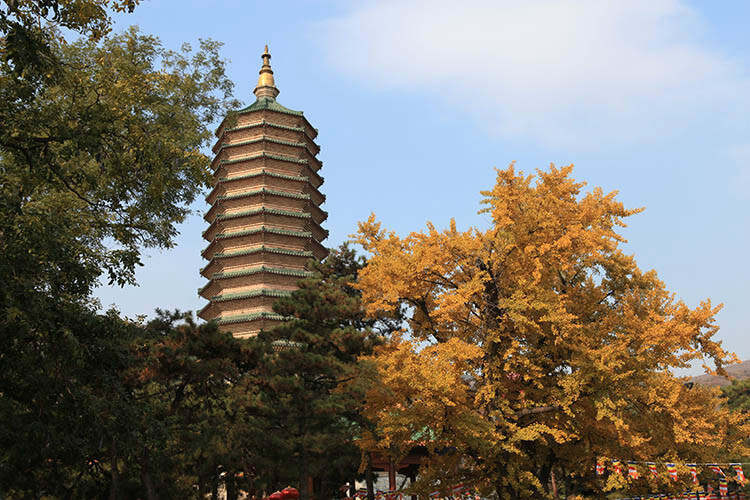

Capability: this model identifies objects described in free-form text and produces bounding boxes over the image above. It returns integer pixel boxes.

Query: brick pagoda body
[198,47,328,337]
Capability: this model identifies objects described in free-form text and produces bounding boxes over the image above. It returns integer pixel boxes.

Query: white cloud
[314,0,747,148]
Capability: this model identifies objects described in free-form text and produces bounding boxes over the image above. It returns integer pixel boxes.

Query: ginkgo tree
[353,164,749,499]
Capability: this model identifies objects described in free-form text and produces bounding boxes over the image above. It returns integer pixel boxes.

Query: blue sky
[98,0,750,368]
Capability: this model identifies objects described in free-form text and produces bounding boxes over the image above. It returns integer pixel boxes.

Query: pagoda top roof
[238,96,304,117]
[214,46,318,139]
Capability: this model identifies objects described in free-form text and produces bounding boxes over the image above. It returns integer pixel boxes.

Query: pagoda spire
[253,44,280,100]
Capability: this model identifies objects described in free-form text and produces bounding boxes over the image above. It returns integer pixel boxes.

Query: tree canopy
[1,26,238,292]
[354,164,749,499]
[0,16,243,498]
[1,0,139,78]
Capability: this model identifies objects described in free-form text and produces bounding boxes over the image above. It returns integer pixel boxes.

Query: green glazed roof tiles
[210,288,292,303]
[202,206,311,238]
[219,170,307,183]
[198,266,311,294]
[215,112,318,139]
[214,207,311,223]
[227,120,304,134]
[217,311,286,325]
[213,226,312,240]
[217,188,311,202]
[212,246,313,259]
[238,97,304,116]
[217,136,316,155]
[217,152,308,167]
[208,170,324,198]
[215,159,324,183]
[219,137,305,149]
[211,265,311,280]
[199,246,313,274]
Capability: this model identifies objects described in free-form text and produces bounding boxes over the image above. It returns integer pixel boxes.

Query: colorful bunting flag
[648,462,659,477]
[687,464,698,484]
[667,463,678,481]
[596,460,605,475]
[731,463,746,483]
[613,460,623,475]
[628,462,640,479]
[709,464,727,478]
[596,459,749,500]
[719,478,728,496]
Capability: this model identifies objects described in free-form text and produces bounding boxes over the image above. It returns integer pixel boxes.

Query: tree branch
[515,405,561,418]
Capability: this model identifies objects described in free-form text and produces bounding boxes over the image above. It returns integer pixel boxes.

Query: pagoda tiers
[198,46,328,338]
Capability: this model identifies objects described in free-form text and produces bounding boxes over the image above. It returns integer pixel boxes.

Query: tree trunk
[313,476,321,500]
[211,473,219,500]
[211,468,219,500]
[226,472,238,500]
[109,439,119,500]
[299,470,310,500]
[198,473,206,497]
[140,447,158,500]
[550,469,558,500]
[387,460,396,492]
[365,453,375,500]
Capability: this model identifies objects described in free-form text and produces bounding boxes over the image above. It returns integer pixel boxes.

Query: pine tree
[231,246,385,499]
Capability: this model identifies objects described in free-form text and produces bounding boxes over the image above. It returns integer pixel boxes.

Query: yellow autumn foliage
[353,164,749,499]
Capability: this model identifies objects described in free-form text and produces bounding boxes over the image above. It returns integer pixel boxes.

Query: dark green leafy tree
[124,311,246,500]
[0,306,249,499]
[721,378,750,494]
[0,18,240,498]
[0,303,137,498]
[1,27,238,290]
[1,0,139,79]
[723,379,750,412]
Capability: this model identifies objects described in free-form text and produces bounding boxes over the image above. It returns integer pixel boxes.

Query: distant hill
[691,360,750,387]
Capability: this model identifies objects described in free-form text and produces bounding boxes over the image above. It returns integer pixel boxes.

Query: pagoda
[198,46,328,338]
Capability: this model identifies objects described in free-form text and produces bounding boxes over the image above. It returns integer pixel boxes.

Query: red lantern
[281,487,299,499]
[269,492,284,500]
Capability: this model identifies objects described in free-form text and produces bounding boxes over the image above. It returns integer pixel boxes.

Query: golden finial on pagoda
[254,44,279,99]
